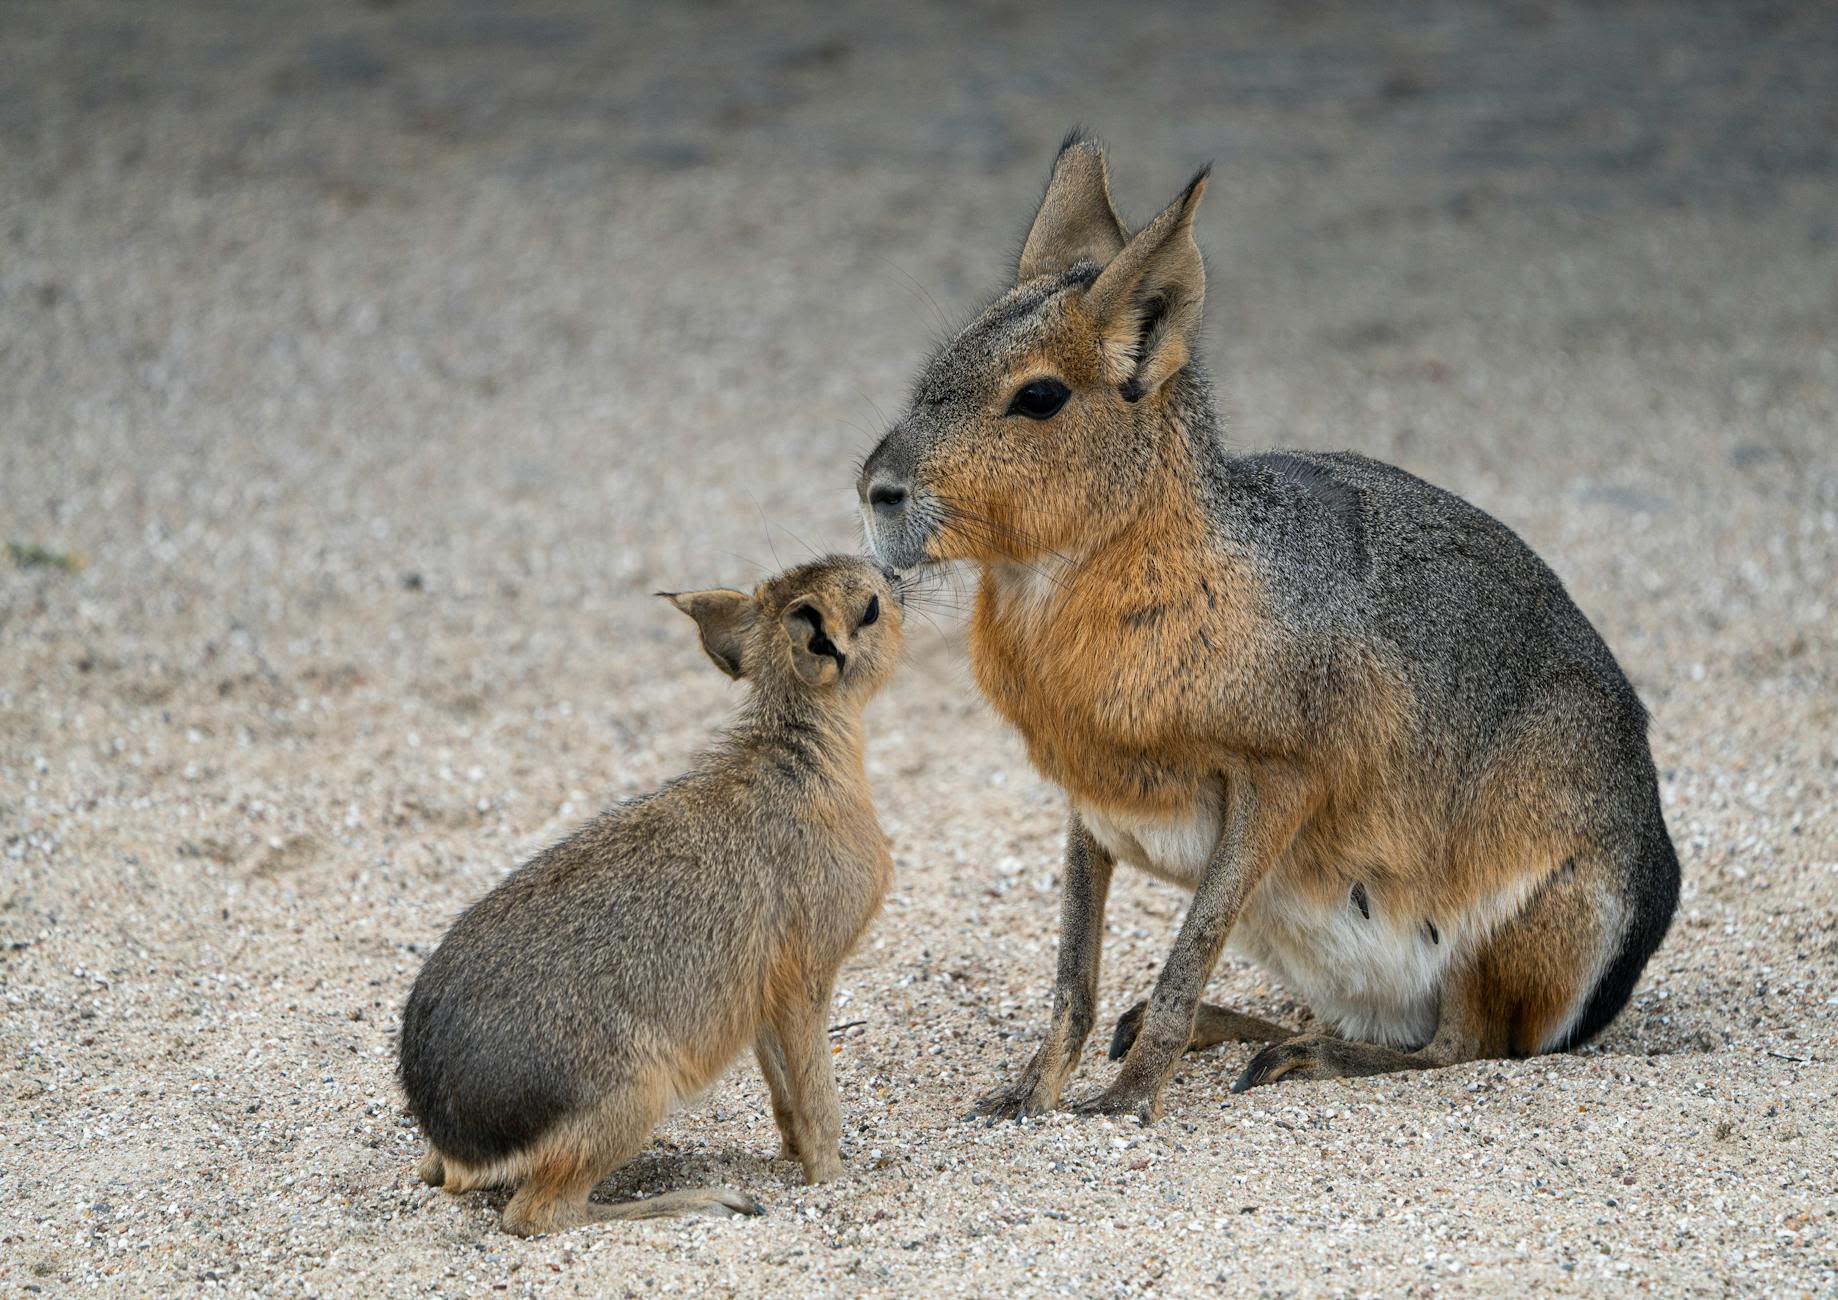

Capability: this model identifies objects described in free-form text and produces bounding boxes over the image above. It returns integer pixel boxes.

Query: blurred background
[3,2,1835,1292]
[5,0,1835,601]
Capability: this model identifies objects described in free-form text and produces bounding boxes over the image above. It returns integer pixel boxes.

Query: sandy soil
[3,1,1836,1294]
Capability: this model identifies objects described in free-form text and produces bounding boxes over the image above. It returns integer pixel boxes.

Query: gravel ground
[4,1,1836,1295]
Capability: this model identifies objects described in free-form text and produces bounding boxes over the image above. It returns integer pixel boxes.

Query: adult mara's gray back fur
[401,556,906,1233]
[856,132,1679,1123]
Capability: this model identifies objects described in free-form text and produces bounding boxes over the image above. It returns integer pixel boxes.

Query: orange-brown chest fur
[968,500,1281,819]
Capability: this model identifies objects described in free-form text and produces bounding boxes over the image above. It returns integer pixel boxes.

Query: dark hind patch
[400,976,581,1166]
[1350,882,1370,919]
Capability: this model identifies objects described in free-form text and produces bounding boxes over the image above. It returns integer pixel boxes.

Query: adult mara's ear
[1085,166,1209,401]
[660,589,756,680]
[1016,130,1129,283]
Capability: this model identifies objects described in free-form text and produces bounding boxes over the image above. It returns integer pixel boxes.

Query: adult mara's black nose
[858,430,930,570]
[856,432,912,518]
[867,483,906,511]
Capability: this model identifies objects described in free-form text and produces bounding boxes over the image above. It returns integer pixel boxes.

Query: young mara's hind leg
[417,1149,446,1188]
[502,1136,618,1237]
[1107,999,1291,1061]
[501,1124,762,1235]
[501,1090,667,1236]
[1234,853,1620,1092]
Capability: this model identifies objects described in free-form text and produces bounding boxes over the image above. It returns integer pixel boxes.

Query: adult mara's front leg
[970,818,1114,1122]
[1069,770,1308,1124]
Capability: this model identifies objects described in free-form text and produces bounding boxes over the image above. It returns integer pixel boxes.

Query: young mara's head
[662,555,905,704]
[858,132,1211,572]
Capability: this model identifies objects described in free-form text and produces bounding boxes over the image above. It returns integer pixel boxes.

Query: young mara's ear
[1016,133,1128,284]
[1085,167,1209,401]
[660,589,756,680]
[780,598,844,688]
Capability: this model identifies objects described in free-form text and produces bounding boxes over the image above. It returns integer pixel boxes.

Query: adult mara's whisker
[935,497,1085,574]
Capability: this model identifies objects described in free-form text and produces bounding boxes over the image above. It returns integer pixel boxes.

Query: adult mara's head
[858,132,1213,573]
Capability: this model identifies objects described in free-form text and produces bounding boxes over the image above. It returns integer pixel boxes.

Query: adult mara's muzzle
[856,428,935,570]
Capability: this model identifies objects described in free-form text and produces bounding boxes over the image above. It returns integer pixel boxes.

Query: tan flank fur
[858,133,1678,1122]
[399,557,905,1232]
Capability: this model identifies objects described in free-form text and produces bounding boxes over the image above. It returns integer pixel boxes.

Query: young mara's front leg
[755,1026,802,1164]
[971,819,1115,1121]
[772,982,844,1184]
[1070,771,1308,1124]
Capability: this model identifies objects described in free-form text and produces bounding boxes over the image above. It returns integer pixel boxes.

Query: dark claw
[1108,1001,1147,1060]
[964,1103,1025,1126]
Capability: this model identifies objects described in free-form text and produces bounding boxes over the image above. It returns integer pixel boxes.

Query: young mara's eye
[1006,378,1071,420]
[860,594,880,627]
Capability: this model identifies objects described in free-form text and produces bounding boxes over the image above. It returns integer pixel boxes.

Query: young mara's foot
[799,1152,843,1185]
[669,1189,766,1220]
[416,1150,446,1188]
[505,1187,765,1235]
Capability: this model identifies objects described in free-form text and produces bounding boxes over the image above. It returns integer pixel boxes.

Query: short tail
[1555,816,1680,1051]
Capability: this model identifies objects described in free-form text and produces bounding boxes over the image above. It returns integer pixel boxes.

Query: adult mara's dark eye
[860,594,880,627]
[1006,378,1071,420]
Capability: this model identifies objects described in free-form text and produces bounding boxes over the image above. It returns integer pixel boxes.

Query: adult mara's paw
[968,1073,1057,1124]
[1234,1032,1419,1091]
[1234,1035,1328,1092]
[1066,1080,1163,1126]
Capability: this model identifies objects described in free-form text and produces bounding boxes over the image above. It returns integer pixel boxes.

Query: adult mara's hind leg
[1233,847,1643,1092]
[1107,1000,1291,1060]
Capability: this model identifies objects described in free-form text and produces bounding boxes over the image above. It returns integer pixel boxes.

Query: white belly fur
[1079,792,1449,1050]
[1230,875,1444,1049]
[1079,796,1221,891]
